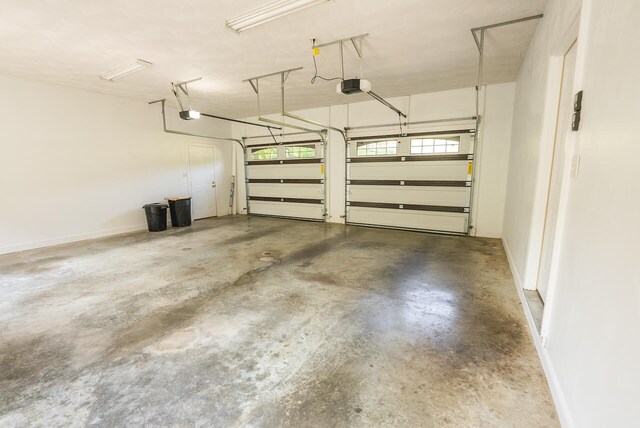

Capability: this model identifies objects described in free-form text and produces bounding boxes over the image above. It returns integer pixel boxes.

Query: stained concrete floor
[0,216,558,427]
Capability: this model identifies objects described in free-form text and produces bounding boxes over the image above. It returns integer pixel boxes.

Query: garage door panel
[249,201,324,220]
[349,186,470,206]
[348,161,470,181]
[249,183,323,199]
[347,207,468,234]
[345,129,473,234]
[245,141,325,220]
[247,164,323,180]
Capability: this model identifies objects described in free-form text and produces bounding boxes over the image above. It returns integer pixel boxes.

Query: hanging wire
[310,54,344,84]
[310,39,344,84]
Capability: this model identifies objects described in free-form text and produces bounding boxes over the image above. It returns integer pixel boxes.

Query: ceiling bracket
[470,14,543,53]
[467,14,543,236]
[248,79,259,95]
[351,37,363,58]
[243,67,304,84]
[313,33,368,79]
[243,67,304,118]
[171,77,202,111]
[470,13,543,112]
[312,33,369,57]
[243,67,325,135]
[312,33,406,119]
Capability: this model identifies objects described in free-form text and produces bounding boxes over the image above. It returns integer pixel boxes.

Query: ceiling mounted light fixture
[226,0,330,33]
[99,59,152,81]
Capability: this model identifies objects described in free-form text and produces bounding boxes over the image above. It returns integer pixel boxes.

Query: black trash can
[142,203,168,232]
[166,197,192,227]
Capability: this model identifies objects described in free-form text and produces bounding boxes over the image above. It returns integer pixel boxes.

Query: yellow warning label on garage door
[468,162,473,175]
[320,164,325,175]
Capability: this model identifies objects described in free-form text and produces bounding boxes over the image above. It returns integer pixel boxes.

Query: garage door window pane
[251,147,277,160]
[410,137,460,154]
[286,144,316,158]
[356,140,398,156]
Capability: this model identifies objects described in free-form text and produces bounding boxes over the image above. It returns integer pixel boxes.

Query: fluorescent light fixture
[226,0,330,33]
[179,110,201,120]
[99,59,152,81]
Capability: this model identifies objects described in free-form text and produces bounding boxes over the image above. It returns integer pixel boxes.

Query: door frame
[535,39,578,302]
[186,142,219,219]
[522,11,581,338]
[539,39,580,339]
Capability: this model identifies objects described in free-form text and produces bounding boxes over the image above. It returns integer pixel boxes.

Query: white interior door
[188,144,218,220]
[537,41,578,302]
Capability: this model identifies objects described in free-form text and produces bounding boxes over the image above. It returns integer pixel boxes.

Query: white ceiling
[0,0,546,117]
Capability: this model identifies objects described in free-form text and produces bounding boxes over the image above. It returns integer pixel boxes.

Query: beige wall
[503,0,640,426]
[0,73,234,254]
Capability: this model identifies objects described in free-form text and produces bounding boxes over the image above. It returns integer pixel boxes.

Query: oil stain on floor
[0,216,558,427]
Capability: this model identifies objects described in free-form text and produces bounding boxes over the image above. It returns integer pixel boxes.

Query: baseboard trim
[475,230,502,239]
[0,224,149,255]
[502,238,574,428]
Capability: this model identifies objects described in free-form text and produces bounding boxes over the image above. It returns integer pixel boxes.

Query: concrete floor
[0,216,558,427]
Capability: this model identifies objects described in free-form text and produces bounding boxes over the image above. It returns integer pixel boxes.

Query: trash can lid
[165,196,192,201]
[142,203,169,208]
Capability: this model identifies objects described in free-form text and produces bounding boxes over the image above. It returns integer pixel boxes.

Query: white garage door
[245,139,326,221]
[346,129,475,235]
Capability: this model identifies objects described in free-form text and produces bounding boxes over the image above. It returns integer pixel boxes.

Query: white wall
[502,0,582,280]
[0,73,234,254]
[475,84,514,237]
[232,83,515,238]
[503,0,640,426]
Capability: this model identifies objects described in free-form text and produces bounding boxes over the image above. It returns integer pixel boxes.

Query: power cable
[310,46,344,84]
